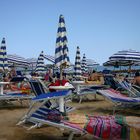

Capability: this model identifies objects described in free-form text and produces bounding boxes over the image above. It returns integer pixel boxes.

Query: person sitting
[87,70,104,85]
[133,71,140,87]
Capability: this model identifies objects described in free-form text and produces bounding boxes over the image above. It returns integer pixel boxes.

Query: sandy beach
[0,94,140,140]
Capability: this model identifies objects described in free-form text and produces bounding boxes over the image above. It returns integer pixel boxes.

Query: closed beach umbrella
[55,15,70,80]
[81,53,88,75]
[74,46,82,80]
[55,15,70,68]
[35,51,45,74]
[0,38,9,72]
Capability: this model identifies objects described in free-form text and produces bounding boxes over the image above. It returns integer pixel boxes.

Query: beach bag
[46,109,62,123]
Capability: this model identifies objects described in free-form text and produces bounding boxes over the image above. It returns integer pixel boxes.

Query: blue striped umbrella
[55,15,70,68]
[0,38,9,72]
[81,53,88,75]
[74,46,82,80]
[35,51,45,74]
[104,50,140,67]
[8,54,29,67]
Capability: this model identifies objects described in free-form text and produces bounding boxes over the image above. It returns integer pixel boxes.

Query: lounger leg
[79,96,82,103]
[68,132,74,140]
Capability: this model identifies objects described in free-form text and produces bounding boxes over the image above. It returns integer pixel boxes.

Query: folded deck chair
[97,89,140,114]
[17,90,75,129]
[18,92,135,140]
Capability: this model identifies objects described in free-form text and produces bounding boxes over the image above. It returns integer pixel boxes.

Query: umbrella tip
[1,38,5,44]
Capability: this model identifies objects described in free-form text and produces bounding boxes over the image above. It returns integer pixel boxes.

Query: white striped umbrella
[55,15,70,80]
[55,15,70,68]
[35,51,45,74]
[110,50,140,62]
[104,50,140,67]
[74,46,82,79]
[8,54,29,67]
[0,38,9,72]
[81,53,88,75]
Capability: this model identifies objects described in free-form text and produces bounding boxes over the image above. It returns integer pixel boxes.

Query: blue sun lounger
[17,89,75,128]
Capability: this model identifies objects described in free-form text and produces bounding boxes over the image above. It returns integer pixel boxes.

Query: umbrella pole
[129,65,131,76]
[60,65,63,85]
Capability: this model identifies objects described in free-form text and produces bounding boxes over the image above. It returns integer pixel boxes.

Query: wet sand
[0,94,140,140]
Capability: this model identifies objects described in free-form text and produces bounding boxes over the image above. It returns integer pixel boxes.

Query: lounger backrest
[29,80,45,96]
[104,76,120,90]
[10,76,28,82]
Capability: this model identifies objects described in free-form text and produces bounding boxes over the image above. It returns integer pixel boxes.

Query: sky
[0,0,140,65]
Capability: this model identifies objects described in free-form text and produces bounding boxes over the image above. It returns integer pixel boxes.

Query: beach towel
[84,115,129,140]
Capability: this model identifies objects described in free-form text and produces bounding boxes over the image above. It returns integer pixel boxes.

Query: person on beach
[88,70,104,85]
[133,71,140,87]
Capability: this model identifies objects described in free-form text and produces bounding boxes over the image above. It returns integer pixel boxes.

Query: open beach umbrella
[81,53,88,75]
[35,51,45,74]
[7,54,29,67]
[0,38,9,73]
[74,46,82,80]
[55,14,70,80]
[104,50,140,68]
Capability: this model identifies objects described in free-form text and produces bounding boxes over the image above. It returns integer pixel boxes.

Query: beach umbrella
[104,50,140,68]
[55,14,70,80]
[81,53,88,75]
[74,46,82,80]
[109,50,140,62]
[7,54,29,67]
[0,38,9,73]
[35,51,45,74]
[44,54,55,63]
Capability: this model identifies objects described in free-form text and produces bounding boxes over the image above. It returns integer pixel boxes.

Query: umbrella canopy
[8,54,29,67]
[44,54,55,63]
[104,50,140,67]
[35,51,45,74]
[74,46,82,79]
[55,15,70,68]
[0,38,9,72]
[81,53,88,75]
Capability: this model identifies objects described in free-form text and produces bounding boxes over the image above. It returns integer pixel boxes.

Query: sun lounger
[17,90,75,129]
[104,75,140,97]
[97,88,140,114]
[17,91,135,140]
[0,78,46,106]
[72,82,105,103]
[0,77,34,106]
